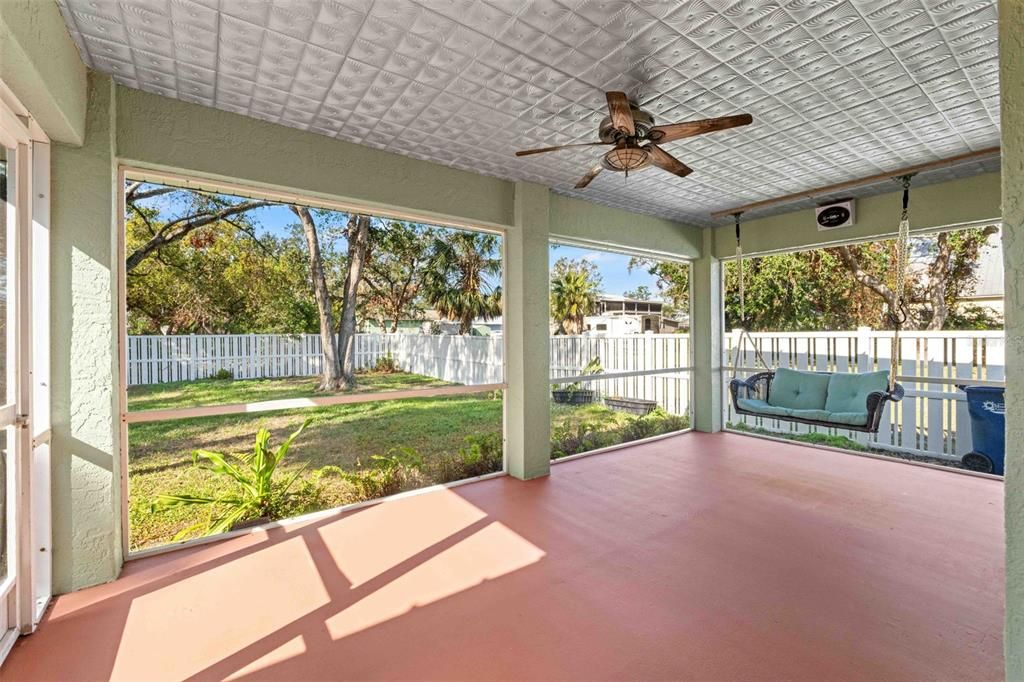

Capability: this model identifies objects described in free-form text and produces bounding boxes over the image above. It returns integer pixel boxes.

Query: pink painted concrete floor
[2,432,1005,681]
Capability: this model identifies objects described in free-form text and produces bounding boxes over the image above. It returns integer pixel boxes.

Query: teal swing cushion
[824,370,889,414]
[766,367,830,410]
[737,368,889,427]
[736,398,832,422]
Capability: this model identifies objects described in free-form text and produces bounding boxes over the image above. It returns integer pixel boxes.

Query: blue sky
[549,243,660,298]
[137,184,662,299]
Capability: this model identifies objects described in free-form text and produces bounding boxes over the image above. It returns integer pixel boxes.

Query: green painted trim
[0,0,87,144]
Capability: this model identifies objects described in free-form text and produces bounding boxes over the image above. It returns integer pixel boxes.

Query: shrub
[373,352,401,373]
[622,408,687,442]
[211,368,233,381]
[549,408,689,459]
[339,447,424,500]
[432,433,503,482]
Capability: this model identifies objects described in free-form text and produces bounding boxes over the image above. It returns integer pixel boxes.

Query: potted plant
[603,396,659,416]
[552,356,603,405]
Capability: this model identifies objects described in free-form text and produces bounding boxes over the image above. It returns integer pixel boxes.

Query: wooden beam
[710,146,1000,220]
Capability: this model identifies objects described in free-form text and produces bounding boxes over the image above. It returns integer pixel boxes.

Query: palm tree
[551,267,599,334]
[424,232,502,334]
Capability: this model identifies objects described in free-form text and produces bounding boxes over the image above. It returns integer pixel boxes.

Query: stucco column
[505,182,551,479]
[691,227,723,432]
[1001,2,1024,677]
[50,72,123,592]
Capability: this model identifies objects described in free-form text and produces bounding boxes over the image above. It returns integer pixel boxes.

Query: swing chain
[730,212,769,374]
[888,173,915,391]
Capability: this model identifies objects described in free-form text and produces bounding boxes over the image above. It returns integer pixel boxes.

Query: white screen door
[0,88,51,664]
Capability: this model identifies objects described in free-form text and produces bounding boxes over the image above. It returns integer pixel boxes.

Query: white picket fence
[723,329,1006,461]
[125,332,692,415]
[124,333,504,386]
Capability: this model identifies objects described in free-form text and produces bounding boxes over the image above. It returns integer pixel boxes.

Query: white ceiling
[57,0,1000,226]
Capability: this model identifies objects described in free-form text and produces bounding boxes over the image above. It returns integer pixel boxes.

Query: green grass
[128,373,688,550]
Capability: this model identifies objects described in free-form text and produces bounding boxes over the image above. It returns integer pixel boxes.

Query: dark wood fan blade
[646,144,693,178]
[575,164,603,189]
[514,142,608,157]
[648,113,753,143]
[606,91,635,137]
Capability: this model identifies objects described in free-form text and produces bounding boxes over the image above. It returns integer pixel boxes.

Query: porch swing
[727,178,911,434]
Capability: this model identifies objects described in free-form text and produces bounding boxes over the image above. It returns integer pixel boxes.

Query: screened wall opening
[723,224,1004,472]
[548,242,691,460]
[123,172,506,551]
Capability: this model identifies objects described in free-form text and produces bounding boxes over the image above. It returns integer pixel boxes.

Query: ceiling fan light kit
[601,145,650,173]
[515,91,753,189]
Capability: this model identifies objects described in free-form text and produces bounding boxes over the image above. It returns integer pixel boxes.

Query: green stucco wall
[0,0,86,144]
[691,228,722,433]
[50,72,122,592]
[506,182,553,479]
[1002,1,1024,677]
[115,86,516,231]
[710,171,1001,259]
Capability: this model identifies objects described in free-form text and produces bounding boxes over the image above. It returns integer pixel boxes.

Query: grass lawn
[128,372,688,550]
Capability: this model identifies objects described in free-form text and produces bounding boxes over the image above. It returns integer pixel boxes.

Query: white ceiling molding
[57,0,1000,225]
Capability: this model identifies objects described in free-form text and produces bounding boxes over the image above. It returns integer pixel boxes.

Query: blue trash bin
[957,385,1006,475]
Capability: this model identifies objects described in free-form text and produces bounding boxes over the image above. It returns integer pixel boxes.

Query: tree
[628,257,689,313]
[361,221,436,332]
[126,181,376,390]
[125,205,313,335]
[335,214,372,388]
[125,183,273,272]
[290,206,341,391]
[424,232,502,334]
[624,285,652,301]
[550,258,601,335]
[722,227,1001,331]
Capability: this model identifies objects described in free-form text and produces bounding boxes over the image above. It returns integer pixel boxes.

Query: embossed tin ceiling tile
[57,0,1001,226]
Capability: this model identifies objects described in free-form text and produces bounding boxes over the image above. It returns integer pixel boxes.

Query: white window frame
[118,166,509,557]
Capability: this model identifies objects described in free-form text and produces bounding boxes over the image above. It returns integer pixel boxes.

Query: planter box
[604,396,658,416]
[552,389,596,405]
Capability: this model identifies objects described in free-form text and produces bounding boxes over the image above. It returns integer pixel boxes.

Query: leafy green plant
[340,447,424,499]
[151,419,311,539]
[211,368,233,381]
[432,432,504,482]
[549,408,688,459]
[457,433,504,477]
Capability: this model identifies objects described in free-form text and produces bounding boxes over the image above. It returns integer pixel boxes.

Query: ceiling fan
[515,91,753,188]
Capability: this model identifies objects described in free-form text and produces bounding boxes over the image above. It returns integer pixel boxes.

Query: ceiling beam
[710,146,1001,220]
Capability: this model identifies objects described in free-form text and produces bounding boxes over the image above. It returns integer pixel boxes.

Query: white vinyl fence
[724,328,1005,461]
[126,333,693,415]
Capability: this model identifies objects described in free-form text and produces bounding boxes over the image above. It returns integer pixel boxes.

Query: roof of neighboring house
[968,232,1003,299]
[598,294,664,306]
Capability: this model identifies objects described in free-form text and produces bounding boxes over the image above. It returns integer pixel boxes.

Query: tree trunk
[835,245,911,328]
[291,206,342,391]
[926,232,951,330]
[335,214,372,389]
